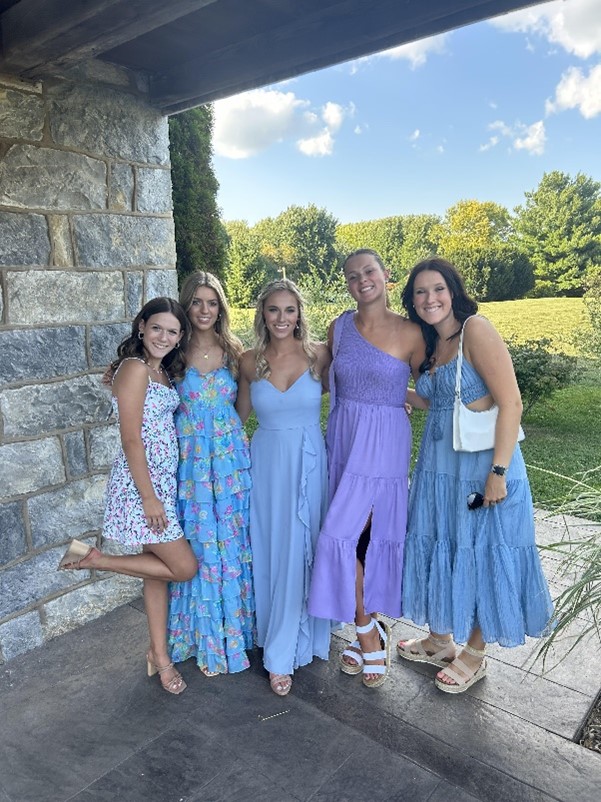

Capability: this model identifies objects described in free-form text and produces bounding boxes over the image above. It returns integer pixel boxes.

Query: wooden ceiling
[0,0,543,115]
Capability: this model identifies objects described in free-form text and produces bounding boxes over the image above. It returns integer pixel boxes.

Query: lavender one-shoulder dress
[308,311,412,622]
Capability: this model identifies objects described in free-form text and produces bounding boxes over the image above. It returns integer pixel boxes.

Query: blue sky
[212,0,601,225]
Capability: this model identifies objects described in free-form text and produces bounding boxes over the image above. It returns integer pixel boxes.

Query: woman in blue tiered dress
[397,258,553,694]
[168,272,255,676]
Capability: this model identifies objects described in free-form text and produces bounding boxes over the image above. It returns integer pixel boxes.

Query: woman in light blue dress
[237,279,332,696]
[397,258,553,694]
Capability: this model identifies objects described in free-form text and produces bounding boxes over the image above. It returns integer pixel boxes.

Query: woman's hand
[142,496,168,532]
[483,472,507,508]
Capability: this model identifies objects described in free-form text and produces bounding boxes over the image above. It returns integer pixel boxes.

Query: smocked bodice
[332,311,410,408]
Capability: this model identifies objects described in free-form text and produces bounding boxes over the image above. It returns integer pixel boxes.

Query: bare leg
[436,626,486,686]
[73,539,196,582]
[143,576,179,687]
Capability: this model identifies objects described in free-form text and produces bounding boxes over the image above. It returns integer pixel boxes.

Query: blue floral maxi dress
[402,355,554,647]
[168,366,255,674]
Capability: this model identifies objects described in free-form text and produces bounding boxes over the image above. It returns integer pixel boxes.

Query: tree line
[169,108,601,307]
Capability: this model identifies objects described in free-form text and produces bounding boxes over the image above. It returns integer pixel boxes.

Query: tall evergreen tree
[169,106,226,284]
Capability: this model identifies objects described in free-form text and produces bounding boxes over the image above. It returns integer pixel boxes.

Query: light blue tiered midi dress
[168,365,255,674]
[402,355,554,647]
[249,369,332,676]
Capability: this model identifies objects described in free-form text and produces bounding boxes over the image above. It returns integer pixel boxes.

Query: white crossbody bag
[452,317,525,452]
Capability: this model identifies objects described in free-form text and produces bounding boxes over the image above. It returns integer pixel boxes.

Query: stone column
[0,64,179,662]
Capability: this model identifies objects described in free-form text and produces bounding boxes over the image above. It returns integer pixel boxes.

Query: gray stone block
[109,163,134,211]
[0,611,44,663]
[73,214,176,268]
[89,322,130,368]
[1,374,111,438]
[0,438,65,498]
[0,500,27,565]
[48,215,74,266]
[0,212,50,266]
[29,475,106,549]
[0,88,44,140]
[126,271,143,317]
[89,424,119,470]
[7,270,124,325]
[48,81,169,165]
[0,544,87,618]
[0,145,106,210]
[43,574,142,640]
[145,269,179,301]
[0,326,86,384]
[136,167,173,213]
[64,430,88,478]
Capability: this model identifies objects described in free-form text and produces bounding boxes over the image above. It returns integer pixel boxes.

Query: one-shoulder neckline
[349,313,410,369]
[262,368,310,394]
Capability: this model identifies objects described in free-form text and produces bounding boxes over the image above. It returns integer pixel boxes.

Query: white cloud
[491,0,601,58]
[213,88,354,159]
[546,63,601,117]
[378,33,448,68]
[297,129,334,156]
[409,129,420,142]
[479,119,546,155]
[514,120,546,155]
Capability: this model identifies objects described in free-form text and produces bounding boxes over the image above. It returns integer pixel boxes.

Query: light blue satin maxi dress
[249,369,332,676]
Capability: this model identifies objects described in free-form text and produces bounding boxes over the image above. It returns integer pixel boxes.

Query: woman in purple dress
[308,249,425,687]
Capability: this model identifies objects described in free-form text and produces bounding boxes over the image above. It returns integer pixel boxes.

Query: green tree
[513,171,601,297]
[169,106,226,284]
[264,204,340,284]
[223,220,267,307]
[336,217,405,279]
[438,199,511,254]
[398,214,441,277]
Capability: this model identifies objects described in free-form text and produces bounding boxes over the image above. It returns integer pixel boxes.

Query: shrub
[507,337,577,415]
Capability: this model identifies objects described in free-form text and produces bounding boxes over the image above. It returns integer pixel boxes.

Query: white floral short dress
[103,358,185,546]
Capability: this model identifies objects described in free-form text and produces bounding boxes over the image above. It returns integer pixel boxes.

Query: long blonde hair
[179,271,243,380]
[253,279,319,380]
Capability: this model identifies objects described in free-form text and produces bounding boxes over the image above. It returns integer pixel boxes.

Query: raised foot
[57,539,98,571]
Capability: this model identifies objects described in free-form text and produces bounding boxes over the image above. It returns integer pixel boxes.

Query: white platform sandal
[356,617,391,689]
[340,640,364,675]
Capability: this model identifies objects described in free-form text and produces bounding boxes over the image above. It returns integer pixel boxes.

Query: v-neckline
[264,368,309,394]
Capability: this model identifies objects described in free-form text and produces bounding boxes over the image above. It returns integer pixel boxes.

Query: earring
[138,331,144,340]
[175,342,180,349]
[295,321,300,330]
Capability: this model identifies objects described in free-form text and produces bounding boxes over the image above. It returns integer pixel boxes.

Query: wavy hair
[108,297,190,382]
[401,257,478,373]
[179,271,243,380]
[253,279,319,380]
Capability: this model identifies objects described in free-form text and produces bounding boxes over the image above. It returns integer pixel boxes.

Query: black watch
[491,464,506,476]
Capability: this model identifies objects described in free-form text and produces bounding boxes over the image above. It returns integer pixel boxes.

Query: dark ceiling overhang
[0,0,545,115]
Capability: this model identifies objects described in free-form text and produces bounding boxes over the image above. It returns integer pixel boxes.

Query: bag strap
[454,315,476,402]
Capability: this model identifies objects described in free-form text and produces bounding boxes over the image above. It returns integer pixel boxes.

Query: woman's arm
[464,316,523,505]
[316,342,332,393]
[406,387,429,410]
[235,350,255,424]
[112,360,167,529]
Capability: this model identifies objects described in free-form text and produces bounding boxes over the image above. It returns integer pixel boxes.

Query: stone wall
[0,65,179,662]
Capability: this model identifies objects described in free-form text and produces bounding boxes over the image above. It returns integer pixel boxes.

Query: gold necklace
[146,362,163,375]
